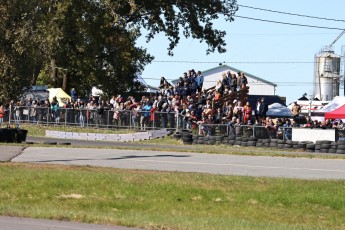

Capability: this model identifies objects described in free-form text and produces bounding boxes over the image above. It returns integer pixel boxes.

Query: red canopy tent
[324,104,345,119]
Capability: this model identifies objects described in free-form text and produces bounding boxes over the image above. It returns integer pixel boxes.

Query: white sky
[136,0,345,104]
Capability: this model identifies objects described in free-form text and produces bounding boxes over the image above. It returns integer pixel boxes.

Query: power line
[238,4,345,23]
[142,77,338,86]
[234,15,345,30]
[153,60,315,64]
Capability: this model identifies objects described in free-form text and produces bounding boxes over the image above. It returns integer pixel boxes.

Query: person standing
[259,98,268,122]
[243,101,253,124]
[0,105,4,126]
[291,101,301,118]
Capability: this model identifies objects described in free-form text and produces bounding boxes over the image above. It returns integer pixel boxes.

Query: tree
[0,0,238,102]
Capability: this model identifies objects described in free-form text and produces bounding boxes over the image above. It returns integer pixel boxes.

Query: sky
[136,0,345,104]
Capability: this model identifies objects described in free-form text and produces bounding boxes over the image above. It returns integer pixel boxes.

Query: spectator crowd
[0,68,344,141]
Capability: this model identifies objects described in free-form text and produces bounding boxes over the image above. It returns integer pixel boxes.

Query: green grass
[0,163,344,230]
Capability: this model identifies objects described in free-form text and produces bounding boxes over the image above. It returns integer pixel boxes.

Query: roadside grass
[0,163,344,230]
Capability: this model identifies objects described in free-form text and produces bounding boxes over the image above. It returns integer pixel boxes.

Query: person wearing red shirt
[243,101,253,124]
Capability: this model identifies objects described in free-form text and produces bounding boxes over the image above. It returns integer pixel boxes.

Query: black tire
[320,144,331,149]
[235,137,242,141]
[262,139,270,143]
[208,141,216,145]
[306,144,315,149]
[337,144,345,150]
[209,136,216,140]
[337,140,345,145]
[216,136,224,141]
[315,145,321,150]
[181,129,192,133]
[247,141,256,146]
[277,140,285,144]
[183,133,193,138]
[270,143,277,148]
[277,144,285,149]
[270,139,279,143]
[197,140,204,145]
[305,149,314,153]
[301,141,313,144]
[222,140,229,144]
[320,149,329,153]
[25,141,35,145]
[228,136,236,140]
[336,149,345,154]
[285,140,293,145]
[297,143,306,148]
[328,149,337,153]
[173,134,182,139]
[229,140,236,145]
[283,144,292,149]
[263,143,270,147]
[248,137,257,141]
[241,142,247,147]
[256,143,263,147]
[315,140,323,145]
[321,140,332,144]
[242,137,249,142]
[235,141,242,145]
[58,142,71,145]
[43,141,57,145]
[314,150,321,153]
[182,137,193,142]
[292,145,299,149]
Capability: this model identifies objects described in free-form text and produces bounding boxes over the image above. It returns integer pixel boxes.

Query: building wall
[202,66,275,95]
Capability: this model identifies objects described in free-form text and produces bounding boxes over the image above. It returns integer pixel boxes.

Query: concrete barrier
[45,129,170,142]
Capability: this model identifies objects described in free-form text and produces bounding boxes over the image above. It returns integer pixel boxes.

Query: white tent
[267,103,293,118]
[312,96,345,113]
[47,88,71,107]
[311,96,345,121]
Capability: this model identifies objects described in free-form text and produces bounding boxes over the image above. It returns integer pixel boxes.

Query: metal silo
[313,49,341,101]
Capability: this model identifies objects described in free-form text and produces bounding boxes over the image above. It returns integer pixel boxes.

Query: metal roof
[201,64,277,87]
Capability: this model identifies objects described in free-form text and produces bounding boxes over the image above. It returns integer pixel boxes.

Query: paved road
[0,216,140,230]
[11,147,345,180]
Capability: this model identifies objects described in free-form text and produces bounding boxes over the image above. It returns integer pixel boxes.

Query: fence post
[64,108,67,127]
[176,112,179,132]
[8,108,12,125]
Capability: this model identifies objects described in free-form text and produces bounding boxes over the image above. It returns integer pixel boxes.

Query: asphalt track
[0,216,140,230]
[1,137,345,229]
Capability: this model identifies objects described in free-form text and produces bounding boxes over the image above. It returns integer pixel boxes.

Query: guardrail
[3,106,344,141]
[3,106,185,130]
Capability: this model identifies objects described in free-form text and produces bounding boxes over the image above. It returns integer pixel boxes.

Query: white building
[200,65,277,95]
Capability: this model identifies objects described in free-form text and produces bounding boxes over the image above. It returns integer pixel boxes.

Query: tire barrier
[0,128,28,143]
[182,134,345,155]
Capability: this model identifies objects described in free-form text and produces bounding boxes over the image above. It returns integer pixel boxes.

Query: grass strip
[0,163,344,230]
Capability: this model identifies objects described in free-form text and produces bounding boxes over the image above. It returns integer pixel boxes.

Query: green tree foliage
[0,0,237,103]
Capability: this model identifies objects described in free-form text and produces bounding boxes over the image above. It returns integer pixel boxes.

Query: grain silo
[313,48,341,101]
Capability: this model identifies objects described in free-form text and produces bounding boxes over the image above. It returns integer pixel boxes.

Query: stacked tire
[336,140,345,154]
[173,131,182,140]
[270,139,278,148]
[182,132,193,145]
[277,140,285,149]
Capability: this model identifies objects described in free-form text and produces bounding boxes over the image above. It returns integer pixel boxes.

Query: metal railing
[3,106,343,141]
[3,106,185,131]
